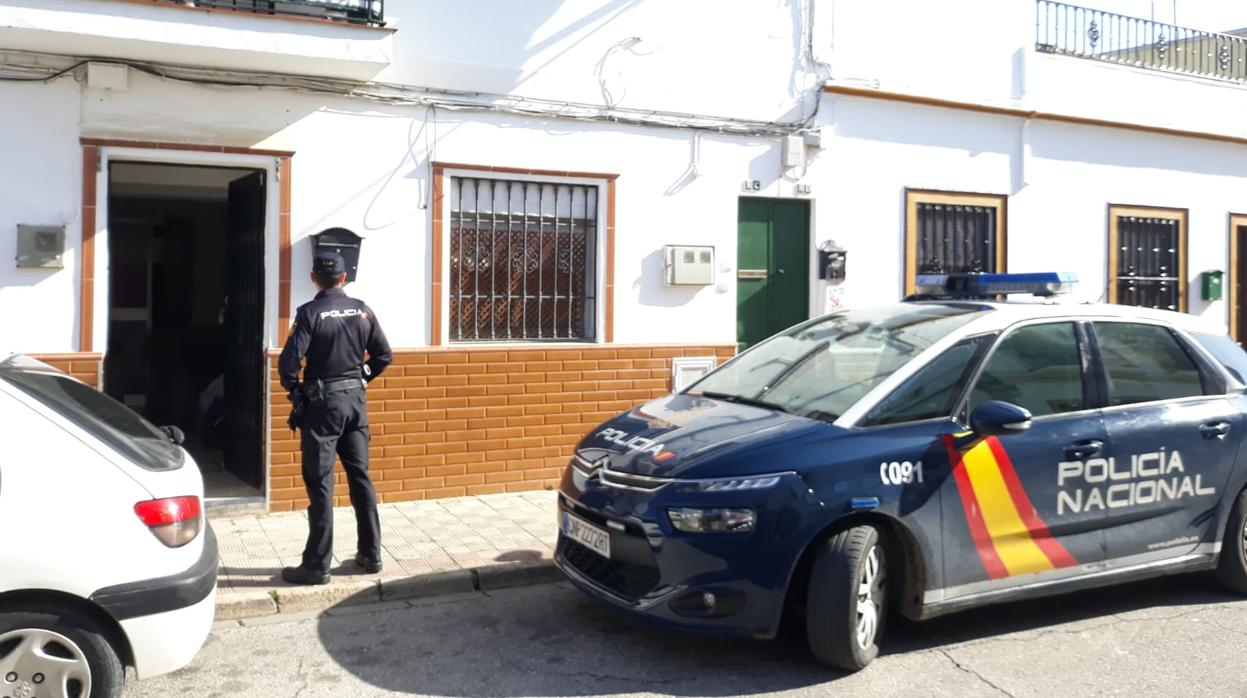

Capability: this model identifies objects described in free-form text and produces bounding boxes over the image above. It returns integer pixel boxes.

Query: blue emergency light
[911,272,1078,299]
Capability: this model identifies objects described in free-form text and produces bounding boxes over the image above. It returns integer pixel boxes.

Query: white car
[0,355,216,697]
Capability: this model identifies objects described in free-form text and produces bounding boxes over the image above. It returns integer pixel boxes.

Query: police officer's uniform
[279,252,392,584]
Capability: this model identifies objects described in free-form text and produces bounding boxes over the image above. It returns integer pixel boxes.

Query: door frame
[1229,213,1247,342]
[735,195,814,347]
[83,142,289,502]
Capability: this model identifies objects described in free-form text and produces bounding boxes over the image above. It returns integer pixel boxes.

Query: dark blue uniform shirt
[279,287,393,392]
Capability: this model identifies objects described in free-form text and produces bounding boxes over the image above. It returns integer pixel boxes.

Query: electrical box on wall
[664,245,715,285]
[782,134,805,169]
[16,225,65,269]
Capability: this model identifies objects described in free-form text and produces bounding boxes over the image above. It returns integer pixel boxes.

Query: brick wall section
[29,354,102,388]
[268,344,736,512]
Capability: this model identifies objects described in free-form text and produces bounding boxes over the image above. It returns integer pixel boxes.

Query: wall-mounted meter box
[16,225,65,269]
[664,245,715,285]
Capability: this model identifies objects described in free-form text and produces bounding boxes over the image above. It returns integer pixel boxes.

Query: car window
[0,368,183,471]
[969,322,1084,418]
[1092,323,1205,406]
[863,335,993,426]
[689,302,990,421]
[1192,332,1247,386]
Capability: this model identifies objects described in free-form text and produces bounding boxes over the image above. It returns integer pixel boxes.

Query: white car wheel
[0,608,123,698]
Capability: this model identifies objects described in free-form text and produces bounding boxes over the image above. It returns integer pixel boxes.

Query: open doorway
[105,162,268,501]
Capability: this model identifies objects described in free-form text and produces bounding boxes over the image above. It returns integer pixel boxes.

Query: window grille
[449,177,599,342]
[1111,214,1183,311]
[904,190,1006,295]
[915,203,998,275]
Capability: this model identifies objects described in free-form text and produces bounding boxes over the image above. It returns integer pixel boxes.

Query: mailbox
[1202,270,1224,301]
[311,227,364,283]
[818,240,847,281]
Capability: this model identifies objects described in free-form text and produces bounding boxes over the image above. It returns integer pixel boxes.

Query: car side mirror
[969,401,1032,437]
[160,425,186,446]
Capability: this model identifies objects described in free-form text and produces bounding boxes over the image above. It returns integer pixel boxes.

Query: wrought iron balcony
[157,0,384,26]
[1036,0,1247,84]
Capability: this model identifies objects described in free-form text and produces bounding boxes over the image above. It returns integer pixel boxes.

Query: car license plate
[562,511,611,559]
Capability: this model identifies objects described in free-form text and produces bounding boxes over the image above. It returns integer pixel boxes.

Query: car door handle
[1200,421,1232,439]
[1063,440,1103,460]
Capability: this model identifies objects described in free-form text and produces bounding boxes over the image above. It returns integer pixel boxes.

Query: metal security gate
[1112,215,1182,311]
[449,177,598,342]
[915,203,999,275]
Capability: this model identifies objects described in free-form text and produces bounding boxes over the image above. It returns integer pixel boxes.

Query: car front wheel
[805,524,888,672]
[1215,488,1247,595]
[0,606,124,698]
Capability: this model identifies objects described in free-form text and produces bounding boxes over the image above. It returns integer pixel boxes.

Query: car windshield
[688,303,990,421]
[0,367,183,471]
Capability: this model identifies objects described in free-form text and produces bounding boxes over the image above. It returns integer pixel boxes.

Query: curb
[214,561,563,622]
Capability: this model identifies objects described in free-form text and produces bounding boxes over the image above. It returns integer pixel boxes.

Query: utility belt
[300,376,366,402]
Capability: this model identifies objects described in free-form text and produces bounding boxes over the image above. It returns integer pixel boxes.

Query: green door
[736,198,810,350]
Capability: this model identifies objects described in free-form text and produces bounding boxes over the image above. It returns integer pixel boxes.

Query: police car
[555,272,1247,671]
[0,355,216,695]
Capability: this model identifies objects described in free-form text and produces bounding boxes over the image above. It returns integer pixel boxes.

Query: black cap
[313,251,346,276]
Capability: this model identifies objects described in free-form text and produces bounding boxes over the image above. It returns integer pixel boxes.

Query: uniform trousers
[299,385,381,574]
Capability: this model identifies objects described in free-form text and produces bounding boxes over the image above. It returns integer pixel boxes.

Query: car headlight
[683,474,785,492]
[667,507,756,533]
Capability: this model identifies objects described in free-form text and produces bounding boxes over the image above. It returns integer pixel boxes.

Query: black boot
[281,566,330,585]
[353,554,383,574]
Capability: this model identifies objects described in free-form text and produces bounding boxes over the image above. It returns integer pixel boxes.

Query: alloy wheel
[855,544,886,650]
[0,628,92,698]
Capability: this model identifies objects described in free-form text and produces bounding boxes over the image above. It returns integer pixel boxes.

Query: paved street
[133,575,1247,697]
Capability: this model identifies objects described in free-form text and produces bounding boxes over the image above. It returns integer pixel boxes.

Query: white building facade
[1,0,1244,509]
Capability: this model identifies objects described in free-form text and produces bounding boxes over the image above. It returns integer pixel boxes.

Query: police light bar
[912,272,1078,299]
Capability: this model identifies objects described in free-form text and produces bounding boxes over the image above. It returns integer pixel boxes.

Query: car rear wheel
[1214,488,1247,595]
[0,607,124,698]
[805,524,887,672]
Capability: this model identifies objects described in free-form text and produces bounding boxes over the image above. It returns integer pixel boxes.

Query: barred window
[904,190,1006,295]
[450,177,599,342]
[1108,206,1187,312]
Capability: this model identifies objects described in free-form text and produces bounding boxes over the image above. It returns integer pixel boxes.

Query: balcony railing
[158,0,384,26]
[1036,0,1247,84]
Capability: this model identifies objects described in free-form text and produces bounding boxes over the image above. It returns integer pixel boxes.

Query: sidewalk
[210,490,560,621]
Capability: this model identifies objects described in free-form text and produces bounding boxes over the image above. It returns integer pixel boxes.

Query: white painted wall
[5,67,779,353]
[824,0,1247,140]
[809,93,1247,330]
[0,80,83,354]
[0,0,811,123]
[8,0,1247,359]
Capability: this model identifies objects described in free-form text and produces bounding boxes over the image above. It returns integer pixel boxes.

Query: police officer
[279,250,392,585]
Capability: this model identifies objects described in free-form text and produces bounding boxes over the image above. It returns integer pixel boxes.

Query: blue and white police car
[555,272,1247,671]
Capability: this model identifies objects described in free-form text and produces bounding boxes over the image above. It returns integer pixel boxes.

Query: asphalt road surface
[131,577,1247,697]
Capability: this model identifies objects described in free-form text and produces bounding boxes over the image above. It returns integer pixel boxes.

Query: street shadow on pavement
[218,566,283,588]
[313,573,1242,696]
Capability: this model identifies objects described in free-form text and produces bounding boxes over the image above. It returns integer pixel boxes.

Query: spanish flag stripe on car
[943,434,1078,579]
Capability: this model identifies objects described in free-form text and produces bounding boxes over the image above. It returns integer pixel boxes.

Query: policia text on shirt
[278,250,393,585]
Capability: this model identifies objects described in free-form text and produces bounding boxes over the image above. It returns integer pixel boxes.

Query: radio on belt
[910,271,1078,299]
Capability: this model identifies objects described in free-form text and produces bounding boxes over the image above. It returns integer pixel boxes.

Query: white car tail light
[134,496,202,547]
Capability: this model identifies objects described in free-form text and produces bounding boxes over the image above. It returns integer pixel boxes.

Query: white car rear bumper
[120,586,217,679]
